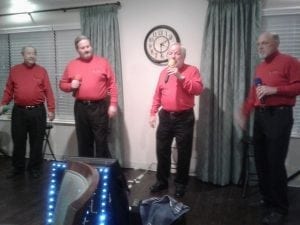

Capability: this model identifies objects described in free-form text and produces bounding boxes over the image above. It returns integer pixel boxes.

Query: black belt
[162,108,193,117]
[255,105,292,112]
[15,103,44,109]
[76,99,105,105]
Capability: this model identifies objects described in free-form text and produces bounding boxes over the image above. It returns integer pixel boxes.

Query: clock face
[144,25,180,64]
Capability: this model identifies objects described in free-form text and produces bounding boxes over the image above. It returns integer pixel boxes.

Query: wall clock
[144,25,180,64]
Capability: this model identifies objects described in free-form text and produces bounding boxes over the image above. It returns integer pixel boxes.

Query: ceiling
[0,0,299,15]
[0,0,117,29]
[0,0,115,15]
[0,0,299,29]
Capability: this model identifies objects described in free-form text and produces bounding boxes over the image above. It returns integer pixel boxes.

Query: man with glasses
[237,32,300,225]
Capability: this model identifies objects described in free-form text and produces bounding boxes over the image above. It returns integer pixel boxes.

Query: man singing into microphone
[237,32,300,225]
[149,43,203,198]
[59,35,118,158]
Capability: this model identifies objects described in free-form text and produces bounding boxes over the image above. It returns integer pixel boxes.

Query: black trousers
[253,106,293,214]
[156,109,195,186]
[11,104,46,171]
[74,100,111,158]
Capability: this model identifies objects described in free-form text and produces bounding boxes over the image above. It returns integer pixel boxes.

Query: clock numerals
[168,34,174,41]
[148,37,154,43]
[144,25,180,63]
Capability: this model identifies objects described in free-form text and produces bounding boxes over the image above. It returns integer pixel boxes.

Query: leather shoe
[150,182,168,193]
[262,211,285,225]
[6,169,24,179]
[175,185,186,198]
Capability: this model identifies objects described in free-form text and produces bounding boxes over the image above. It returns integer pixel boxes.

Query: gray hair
[272,33,280,45]
[169,42,186,58]
[74,35,91,49]
[21,46,37,54]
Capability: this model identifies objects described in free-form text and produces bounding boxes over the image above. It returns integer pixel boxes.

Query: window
[0,28,80,122]
[0,34,9,98]
[262,11,300,137]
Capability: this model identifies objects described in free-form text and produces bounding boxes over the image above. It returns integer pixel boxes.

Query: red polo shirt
[150,64,204,116]
[59,55,118,107]
[1,63,55,112]
[242,51,300,118]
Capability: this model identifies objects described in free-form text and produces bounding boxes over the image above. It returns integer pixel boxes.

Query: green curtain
[80,5,124,165]
[196,0,261,185]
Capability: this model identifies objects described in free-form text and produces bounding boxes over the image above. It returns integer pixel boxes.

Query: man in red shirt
[237,32,300,225]
[59,35,118,158]
[0,46,55,179]
[149,43,204,198]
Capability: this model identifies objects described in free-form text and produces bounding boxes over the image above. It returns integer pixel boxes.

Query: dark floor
[0,155,299,225]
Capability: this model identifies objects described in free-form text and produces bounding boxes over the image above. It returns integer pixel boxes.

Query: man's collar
[265,50,279,63]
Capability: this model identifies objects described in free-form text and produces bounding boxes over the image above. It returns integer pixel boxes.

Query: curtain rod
[0,1,120,17]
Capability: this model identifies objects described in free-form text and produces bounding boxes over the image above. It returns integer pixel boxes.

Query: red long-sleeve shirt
[242,51,300,118]
[150,64,204,116]
[59,55,118,107]
[1,63,55,112]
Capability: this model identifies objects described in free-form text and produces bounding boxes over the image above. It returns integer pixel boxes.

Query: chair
[53,160,100,225]
[43,123,56,160]
[239,136,258,198]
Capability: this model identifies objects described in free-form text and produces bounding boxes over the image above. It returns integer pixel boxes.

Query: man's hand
[108,105,117,118]
[166,67,184,80]
[234,111,246,131]
[71,79,80,89]
[149,115,156,128]
[0,105,4,115]
[256,85,277,100]
[0,105,9,115]
[48,112,55,121]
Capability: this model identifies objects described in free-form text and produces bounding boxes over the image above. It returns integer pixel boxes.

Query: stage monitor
[46,157,130,225]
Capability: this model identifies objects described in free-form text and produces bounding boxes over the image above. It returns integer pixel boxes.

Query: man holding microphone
[237,32,300,225]
[149,43,204,198]
[59,35,118,158]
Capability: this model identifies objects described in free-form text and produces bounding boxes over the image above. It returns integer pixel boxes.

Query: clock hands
[158,38,169,54]
[160,39,169,47]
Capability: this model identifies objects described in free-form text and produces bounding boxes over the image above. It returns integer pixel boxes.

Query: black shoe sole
[150,185,168,193]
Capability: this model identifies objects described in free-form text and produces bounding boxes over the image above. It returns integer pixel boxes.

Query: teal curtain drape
[196,0,261,185]
[80,5,124,165]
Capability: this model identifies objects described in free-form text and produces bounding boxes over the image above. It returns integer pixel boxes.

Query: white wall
[119,0,207,171]
[0,0,208,174]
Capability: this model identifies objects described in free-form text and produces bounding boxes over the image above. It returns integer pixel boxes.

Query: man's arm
[43,69,56,121]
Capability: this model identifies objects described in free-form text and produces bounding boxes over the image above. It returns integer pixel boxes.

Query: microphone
[254,77,262,86]
[254,77,265,104]
[165,59,176,83]
[72,74,82,97]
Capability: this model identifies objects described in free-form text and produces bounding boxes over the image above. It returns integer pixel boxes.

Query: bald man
[149,43,204,198]
[237,32,300,225]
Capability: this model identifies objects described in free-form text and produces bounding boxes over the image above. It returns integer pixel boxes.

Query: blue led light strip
[45,162,111,225]
[97,167,110,225]
[46,162,67,225]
